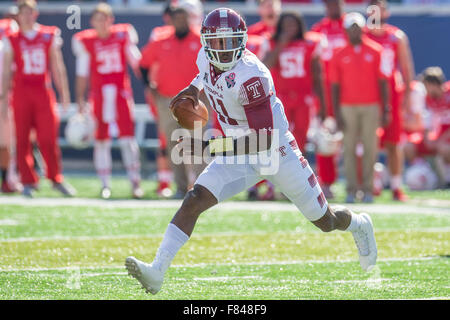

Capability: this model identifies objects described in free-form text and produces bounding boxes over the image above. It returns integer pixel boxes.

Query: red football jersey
[247,21,275,39]
[426,81,450,136]
[269,32,323,97]
[365,24,404,92]
[73,24,135,92]
[310,16,348,77]
[7,24,59,88]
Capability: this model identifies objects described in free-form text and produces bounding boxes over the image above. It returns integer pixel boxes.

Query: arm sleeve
[189,49,204,90]
[51,28,63,49]
[124,25,141,69]
[72,36,90,77]
[239,76,274,132]
[190,73,204,91]
[409,82,426,114]
[2,37,12,54]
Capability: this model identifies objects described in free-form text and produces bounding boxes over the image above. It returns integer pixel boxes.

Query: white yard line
[0,256,442,272]
[0,196,449,215]
[1,227,448,243]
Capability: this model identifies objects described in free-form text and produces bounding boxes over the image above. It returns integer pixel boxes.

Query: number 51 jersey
[191,48,290,139]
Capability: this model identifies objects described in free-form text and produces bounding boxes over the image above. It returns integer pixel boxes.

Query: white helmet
[200,8,248,72]
[312,117,343,156]
[405,160,439,191]
[65,113,96,149]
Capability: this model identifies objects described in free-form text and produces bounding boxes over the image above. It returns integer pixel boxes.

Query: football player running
[125,8,377,295]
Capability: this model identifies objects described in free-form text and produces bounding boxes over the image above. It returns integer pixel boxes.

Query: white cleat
[125,256,164,295]
[351,213,377,271]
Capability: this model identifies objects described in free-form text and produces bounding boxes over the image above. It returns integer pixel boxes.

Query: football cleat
[1,181,17,194]
[125,256,165,295]
[132,186,144,199]
[101,187,111,200]
[157,181,173,198]
[22,185,35,198]
[53,182,76,197]
[345,194,355,204]
[362,193,374,203]
[351,213,377,271]
[392,189,408,202]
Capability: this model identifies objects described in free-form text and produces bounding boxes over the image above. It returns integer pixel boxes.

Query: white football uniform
[191,49,328,221]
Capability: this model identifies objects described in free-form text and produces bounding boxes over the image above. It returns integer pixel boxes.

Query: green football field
[0,176,449,300]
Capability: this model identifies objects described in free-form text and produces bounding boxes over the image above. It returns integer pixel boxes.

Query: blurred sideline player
[263,13,327,158]
[72,3,144,199]
[141,0,204,198]
[248,0,280,38]
[138,1,203,199]
[141,3,174,198]
[1,0,74,198]
[246,0,281,200]
[310,0,348,199]
[0,7,20,194]
[365,0,415,201]
[125,8,377,295]
[404,67,450,188]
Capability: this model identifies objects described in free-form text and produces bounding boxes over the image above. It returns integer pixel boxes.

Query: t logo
[246,80,262,99]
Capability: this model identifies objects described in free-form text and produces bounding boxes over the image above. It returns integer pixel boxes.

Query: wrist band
[208,136,235,156]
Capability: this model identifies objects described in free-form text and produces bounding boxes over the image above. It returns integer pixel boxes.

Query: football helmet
[312,117,343,156]
[65,112,96,149]
[405,160,438,191]
[200,8,248,71]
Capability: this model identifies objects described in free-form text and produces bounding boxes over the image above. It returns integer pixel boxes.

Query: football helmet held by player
[65,112,96,149]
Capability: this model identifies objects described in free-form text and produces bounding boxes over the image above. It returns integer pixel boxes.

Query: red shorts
[378,89,403,146]
[91,85,135,140]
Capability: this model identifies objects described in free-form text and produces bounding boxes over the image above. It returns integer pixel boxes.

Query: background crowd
[0,0,448,203]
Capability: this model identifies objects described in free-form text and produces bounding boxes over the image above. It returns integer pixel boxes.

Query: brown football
[170,98,208,130]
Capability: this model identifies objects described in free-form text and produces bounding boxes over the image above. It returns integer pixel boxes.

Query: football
[170,98,208,130]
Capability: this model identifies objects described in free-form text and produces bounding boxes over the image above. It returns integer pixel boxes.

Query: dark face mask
[175,28,189,39]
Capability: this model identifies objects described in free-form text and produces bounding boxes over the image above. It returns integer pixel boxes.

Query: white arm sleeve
[125,43,142,70]
[51,28,63,49]
[124,25,141,69]
[409,82,426,114]
[2,37,12,54]
[190,73,204,91]
[72,36,90,77]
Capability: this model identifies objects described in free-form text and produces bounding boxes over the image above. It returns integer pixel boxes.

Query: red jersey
[139,27,201,97]
[329,37,385,105]
[310,16,348,78]
[246,34,268,59]
[269,32,324,98]
[6,24,60,89]
[247,21,275,39]
[426,81,450,136]
[72,24,137,92]
[365,24,404,92]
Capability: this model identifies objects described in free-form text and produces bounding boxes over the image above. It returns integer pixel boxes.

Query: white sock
[119,137,141,185]
[390,175,402,190]
[94,140,112,188]
[153,223,189,273]
[345,212,363,232]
